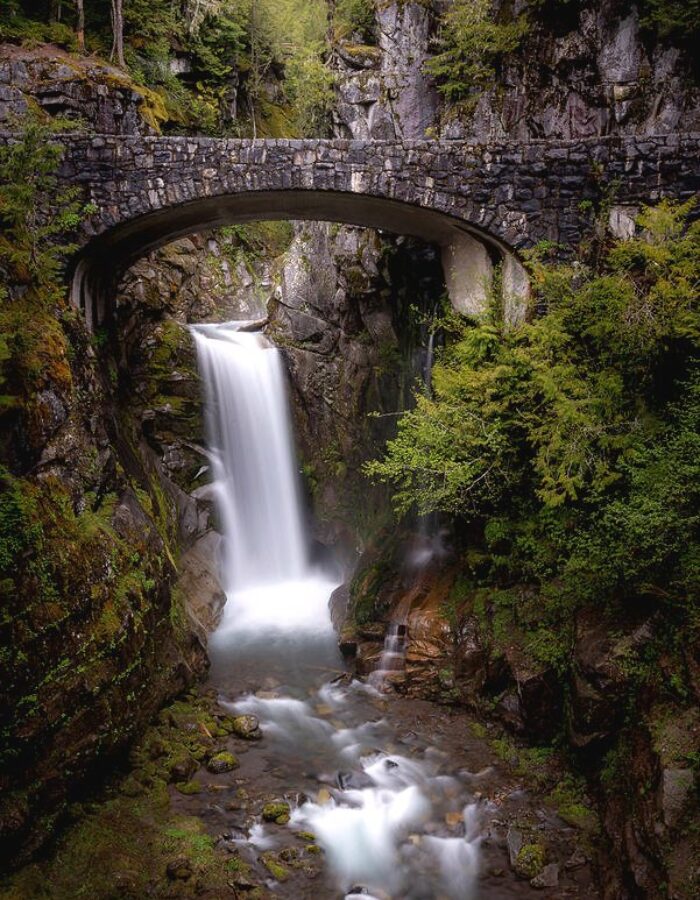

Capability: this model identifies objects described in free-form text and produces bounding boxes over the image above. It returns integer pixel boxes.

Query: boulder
[206,752,239,774]
[230,715,263,741]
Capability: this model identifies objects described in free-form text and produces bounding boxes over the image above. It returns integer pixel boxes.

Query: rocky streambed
[2,614,600,900]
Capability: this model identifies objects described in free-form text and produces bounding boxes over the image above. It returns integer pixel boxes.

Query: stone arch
[70,189,530,330]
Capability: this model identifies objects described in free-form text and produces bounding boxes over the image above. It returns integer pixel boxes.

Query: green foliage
[425,0,528,104]
[0,120,95,429]
[0,120,91,291]
[333,0,376,43]
[368,202,700,623]
[221,220,295,262]
[639,0,700,42]
[284,47,336,136]
[0,7,78,50]
[2,0,335,137]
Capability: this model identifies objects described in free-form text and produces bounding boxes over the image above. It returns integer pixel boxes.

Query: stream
[185,323,597,899]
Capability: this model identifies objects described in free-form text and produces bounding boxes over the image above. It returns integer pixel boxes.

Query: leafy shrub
[425,0,528,104]
[333,0,376,43]
[367,202,699,616]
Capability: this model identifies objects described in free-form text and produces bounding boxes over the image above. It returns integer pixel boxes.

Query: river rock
[531,863,560,889]
[506,826,523,867]
[660,768,694,828]
[168,754,198,783]
[206,751,239,774]
[262,801,291,824]
[513,842,546,880]
[175,531,226,635]
[230,715,263,741]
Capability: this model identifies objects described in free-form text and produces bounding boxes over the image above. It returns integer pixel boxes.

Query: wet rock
[564,849,587,870]
[176,531,226,635]
[329,583,350,631]
[358,623,386,641]
[660,768,694,828]
[260,852,289,881]
[206,752,239,774]
[339,626,359,658]
[506,826,523,867]
[166,856,193,880]
[168,754,198,783]
[230,715,263,741]
[569,609,656,747]
[355,641,385,676]
[262,801,291,825]
[531,863,559,889]
[175,780,202,795]
[500,645,562,740]
[231,872,258,890]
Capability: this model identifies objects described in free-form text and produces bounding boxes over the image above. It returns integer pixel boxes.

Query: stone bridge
[38,133,700,326]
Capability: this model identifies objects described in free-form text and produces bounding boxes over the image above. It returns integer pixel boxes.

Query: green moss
[296,830,316,842]
[548,778,599,833]
[206,751,239,774]
[351,560,392,626]
[174,782,202,796]
[260,852,289,881]
[514,842,546,879]
[262,801,291,824]
[469,721,488,739]
[1,715,240,899]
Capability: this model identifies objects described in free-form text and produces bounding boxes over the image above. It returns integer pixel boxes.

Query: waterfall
[192,322,336,641]
[423,329,435,399]
[193,321,483,899]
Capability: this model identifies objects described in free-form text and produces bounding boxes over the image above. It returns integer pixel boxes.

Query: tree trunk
[76,0,85,53]
[110,0,125,68]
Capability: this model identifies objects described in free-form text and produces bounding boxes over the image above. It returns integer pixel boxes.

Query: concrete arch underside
[71,189,530,330]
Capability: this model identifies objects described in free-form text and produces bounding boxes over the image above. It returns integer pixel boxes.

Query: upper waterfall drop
[192,321,337,641]
[192,323,308,589]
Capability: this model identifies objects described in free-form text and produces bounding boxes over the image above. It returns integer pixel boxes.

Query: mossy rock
[514,843,546,879]
[174,780,202,796]
[260,852,289,882]
[230,714,263,741]
[206,751,239,774]
[167,754,198,783]
[296,830,316,843]
[262,801,291,825]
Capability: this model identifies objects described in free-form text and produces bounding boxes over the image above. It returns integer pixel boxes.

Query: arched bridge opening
[70,189,530,332]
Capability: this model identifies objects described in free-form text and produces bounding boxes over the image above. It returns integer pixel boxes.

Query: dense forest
[2,1,699,134]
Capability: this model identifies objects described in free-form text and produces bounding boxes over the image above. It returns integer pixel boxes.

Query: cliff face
[0,58,205,869]
[0,45,163,133]
[327,5,700,898]
[333,1,699,142]
[450,0,700,141]
[334,1,437,139]
[0,291,209,869]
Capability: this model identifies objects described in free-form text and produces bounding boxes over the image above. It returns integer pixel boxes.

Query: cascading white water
[193,319,483,898]
[368,622,408,689]
[192,323,307,588]
[192,322,336,641]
